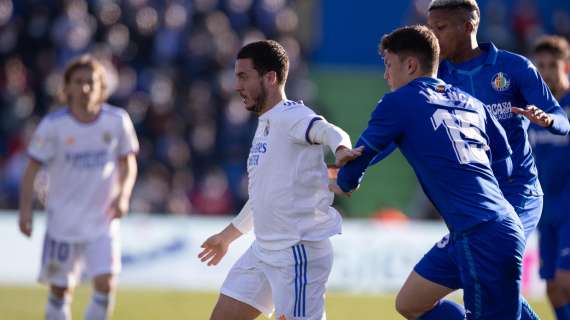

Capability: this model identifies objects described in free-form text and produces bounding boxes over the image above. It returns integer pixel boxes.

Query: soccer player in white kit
[198,40,362,320]
[18,55,139,320]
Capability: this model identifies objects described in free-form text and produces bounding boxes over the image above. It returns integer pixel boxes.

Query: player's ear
[264,71,278,86]
[564,60,570,74]
[407,57,418,75]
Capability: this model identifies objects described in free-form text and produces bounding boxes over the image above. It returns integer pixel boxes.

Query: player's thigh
[456,216,525,320]
[268,244,333,320]
[397,235,458,317]
[38,233,83,289]
[218,246,273,318]
[538,221,558,281]
[210,294,261,320]
[554,217,570,287]
[84,232,121,281]
[396,271,455,318]
[506,194,542,240]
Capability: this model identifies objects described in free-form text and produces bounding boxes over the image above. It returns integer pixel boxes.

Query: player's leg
[47,285,73,320]
[38,234,81,320]
[210,294,262,320]
[507,194,543,240]
[456,214,526,320]
[84,232,121,320]
[396,271,460,319]
[268,241,333,320]
[395,234,464,320]
[211,245,272,320]
[507,193,542,320]
[548,217,570,320]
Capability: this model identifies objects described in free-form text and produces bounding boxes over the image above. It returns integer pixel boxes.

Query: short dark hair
[428,0,480,27]
[533,35,570,60]
[380,25,440,74]
[237,40,289,85]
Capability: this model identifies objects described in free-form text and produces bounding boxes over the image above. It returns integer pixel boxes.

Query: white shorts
[221,240,333,320]
[38,232,121,288]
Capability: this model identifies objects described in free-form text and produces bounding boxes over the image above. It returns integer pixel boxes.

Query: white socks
[45,292,71,320]
[85,290,114,320]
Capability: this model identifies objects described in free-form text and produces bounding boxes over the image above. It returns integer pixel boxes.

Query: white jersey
[28,105,139,242]
[242,100,345,253]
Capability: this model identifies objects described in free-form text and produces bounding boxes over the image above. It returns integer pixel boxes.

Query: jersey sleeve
[515,58,570,135]
[118,110,140,157]
[287,109,324,144]
[337,95,403,192]
[231,200,253,234]
[27,118,56,163]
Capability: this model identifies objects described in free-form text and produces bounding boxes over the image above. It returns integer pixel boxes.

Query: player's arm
[110,153,138,219]
[111,111,140,218]
[198,200,251,266]
[336,96,403,194]
[304,118,363,166]
[18,158,42,237]
[20,118,55,237]
[511,59,570,135]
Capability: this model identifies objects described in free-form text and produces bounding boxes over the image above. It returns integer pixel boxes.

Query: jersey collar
[259,100,285,120]
[441,42,499,75]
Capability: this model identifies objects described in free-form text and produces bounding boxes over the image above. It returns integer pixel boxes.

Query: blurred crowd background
[0,0,569,217]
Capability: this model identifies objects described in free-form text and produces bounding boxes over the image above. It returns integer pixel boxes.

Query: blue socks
[520,296,539,320]
[554,304,570,320]
[418,300,465,320]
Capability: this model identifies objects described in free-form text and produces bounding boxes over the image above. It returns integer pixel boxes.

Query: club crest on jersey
[264,121,270,136]
[491,72,510,92]
[435,84,445,92]
[102,132,112,144]
[65,136,75,145]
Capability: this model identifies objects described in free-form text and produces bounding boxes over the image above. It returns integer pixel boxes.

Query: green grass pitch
[0,285,555,319]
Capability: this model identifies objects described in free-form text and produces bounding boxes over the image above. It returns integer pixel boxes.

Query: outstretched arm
[198,200,252,266]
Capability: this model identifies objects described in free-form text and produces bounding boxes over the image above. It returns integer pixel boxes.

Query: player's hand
[198,233,230,266]
[512,105,553,128]
[329,182,354,198]
[108,196,130,219]
[18,211,33,237]
[335,146,364,167]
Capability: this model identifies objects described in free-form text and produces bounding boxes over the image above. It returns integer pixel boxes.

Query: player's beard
[247,80,267,115]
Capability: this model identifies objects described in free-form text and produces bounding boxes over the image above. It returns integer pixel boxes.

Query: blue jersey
[530,92,570,222]
[438,43,570,200]
[337,77,515,233]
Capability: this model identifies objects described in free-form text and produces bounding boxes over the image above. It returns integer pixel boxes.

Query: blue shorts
[504,193,543,239]
[538,217,570,280]
[415,214,525,319]
[413,194,541,290]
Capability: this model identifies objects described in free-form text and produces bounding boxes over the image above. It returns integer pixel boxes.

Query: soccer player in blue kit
[334,25,527,320]
[530,35,570,320]
[391,0,570,319]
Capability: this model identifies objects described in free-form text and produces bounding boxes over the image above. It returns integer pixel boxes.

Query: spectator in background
[0,0,313,216]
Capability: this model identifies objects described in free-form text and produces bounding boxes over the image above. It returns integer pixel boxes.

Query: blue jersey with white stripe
[337,77,515,233]
[438,43,570,200]
[530,92,570,222]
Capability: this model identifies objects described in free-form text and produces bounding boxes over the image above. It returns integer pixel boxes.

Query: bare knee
[395,292,430,320]
[547,281,567,307]
[50,285,72,299]
[93,274,115,294]
[210,294,260,320]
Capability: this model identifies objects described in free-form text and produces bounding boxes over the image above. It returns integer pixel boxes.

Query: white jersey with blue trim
[246,99,342,253]
[28,104,139,241]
